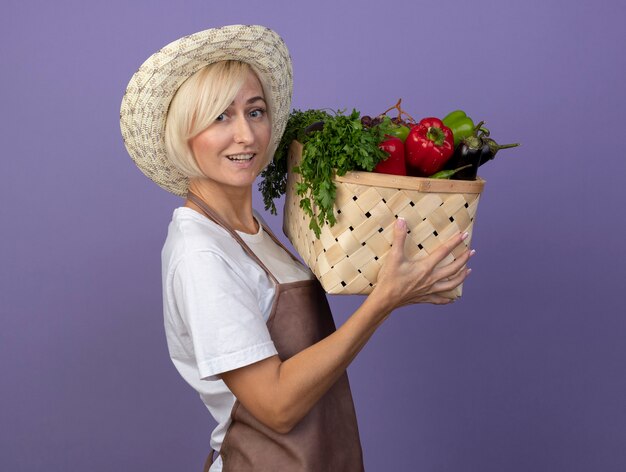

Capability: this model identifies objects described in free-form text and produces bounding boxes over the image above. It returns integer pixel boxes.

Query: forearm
[274,289,393,430]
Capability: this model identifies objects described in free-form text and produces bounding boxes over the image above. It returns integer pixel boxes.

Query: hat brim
[120,25,293,196]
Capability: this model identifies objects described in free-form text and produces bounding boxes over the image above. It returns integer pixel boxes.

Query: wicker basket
[283,141,485,297]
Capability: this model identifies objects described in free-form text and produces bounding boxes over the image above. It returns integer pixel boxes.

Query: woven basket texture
[283,141,485,297]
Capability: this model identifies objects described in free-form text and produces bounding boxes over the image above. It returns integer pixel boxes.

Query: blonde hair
[164,60,274,177]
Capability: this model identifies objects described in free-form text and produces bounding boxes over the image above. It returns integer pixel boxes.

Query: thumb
[390,217,408,259]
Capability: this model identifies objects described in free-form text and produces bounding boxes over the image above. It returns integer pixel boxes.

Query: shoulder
[162,207,243,268]
[161,207,274,290]
[166,207,231,248]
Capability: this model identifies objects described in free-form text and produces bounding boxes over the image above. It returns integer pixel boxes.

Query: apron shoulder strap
[254,214,303,265]
[187,192,280,285]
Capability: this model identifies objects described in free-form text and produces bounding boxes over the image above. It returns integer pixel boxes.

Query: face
[189,70,271,192]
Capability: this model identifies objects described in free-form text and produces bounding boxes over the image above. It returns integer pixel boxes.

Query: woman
[121,25,473,472]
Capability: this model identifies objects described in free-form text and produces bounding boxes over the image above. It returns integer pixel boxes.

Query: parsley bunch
[259,108,388,238]
[259,109,331,215]
[295,109,387,238]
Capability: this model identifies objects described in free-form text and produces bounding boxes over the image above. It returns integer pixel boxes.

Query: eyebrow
[246,96,266,105]
[225,96,266,110]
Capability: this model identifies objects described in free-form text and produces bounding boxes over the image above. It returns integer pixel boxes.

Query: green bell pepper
[376,115,410,142]
[442,110,475,147]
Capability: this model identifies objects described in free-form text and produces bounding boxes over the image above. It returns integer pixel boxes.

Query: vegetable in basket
[259,109,332,215]
[442,110,475,147]
[293,109,389,237]
[384,123,411,142]
[429,164,472,179]
[259,101,519,240]
[259,108,390,232]
[362,99,414,141]
[374,136,407,175]
[444,121,520,180]
[405,117,455,176]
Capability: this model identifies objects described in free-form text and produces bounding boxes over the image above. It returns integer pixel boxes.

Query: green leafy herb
[259,109,331,214]
[295,109,387,238]
[258,108,388,238]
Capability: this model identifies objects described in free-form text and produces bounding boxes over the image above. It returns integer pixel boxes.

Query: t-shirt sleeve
[172,251,278,380]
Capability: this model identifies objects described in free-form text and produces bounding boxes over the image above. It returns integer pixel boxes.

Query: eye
[215,113,226,122]
[249,108,266,119]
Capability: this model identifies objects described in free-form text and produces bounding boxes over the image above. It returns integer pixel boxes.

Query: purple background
[2,0,625,470]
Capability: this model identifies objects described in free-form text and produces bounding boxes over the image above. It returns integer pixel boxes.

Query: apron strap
[187,191,280,285]
[203,449,215,472]
[254,214,303,265]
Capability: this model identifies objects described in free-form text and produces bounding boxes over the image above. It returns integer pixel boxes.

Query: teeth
[227,154,254,161]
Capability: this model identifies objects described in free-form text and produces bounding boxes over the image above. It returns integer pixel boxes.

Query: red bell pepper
[374,136,406,175]
[405,117,455,176]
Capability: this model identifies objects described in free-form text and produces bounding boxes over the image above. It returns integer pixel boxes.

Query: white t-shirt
[161,207,313,471]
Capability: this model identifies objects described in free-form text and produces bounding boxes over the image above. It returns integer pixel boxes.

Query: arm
[221,218,473,433]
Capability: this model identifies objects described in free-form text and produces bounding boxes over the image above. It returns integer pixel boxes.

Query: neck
[186,178,258,234]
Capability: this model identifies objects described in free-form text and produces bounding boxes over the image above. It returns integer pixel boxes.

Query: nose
[233,116,254,145]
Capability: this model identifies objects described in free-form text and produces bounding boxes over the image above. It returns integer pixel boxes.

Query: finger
[423,294,455,305]
[449,263,467,280]
[431,296,455,305]
[431,267,471,294]
[436,264,465,285]
[427,231,469,269]
[401,294,453,306]
[434,248,474,280]
[389,218,408,261]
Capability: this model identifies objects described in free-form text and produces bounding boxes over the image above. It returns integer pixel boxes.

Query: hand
[372,218,474,311]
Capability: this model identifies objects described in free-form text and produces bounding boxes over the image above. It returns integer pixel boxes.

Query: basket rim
[290,140,485,194]
[335,171,485,194]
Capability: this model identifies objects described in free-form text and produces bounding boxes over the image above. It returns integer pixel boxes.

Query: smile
[226,153,255,161]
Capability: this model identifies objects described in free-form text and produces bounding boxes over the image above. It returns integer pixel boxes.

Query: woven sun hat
[120,25,293,196]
